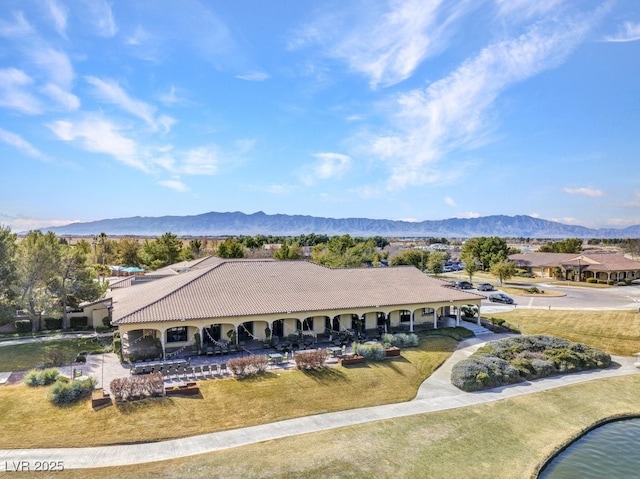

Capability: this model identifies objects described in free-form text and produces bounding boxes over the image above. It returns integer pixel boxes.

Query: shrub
[24,368,60,387]
[42,347,68,367]
[14,319,31,333]
[113,337,122,361]
[228,355,269,377]
[451,335,611,391]
[380,333,419,348]
[70,316,88,329]
[110,373,164,402]
[353,343,386,361]
[586,277,598,283]
[294,349,329,370]
[49,377,96,406]
[44,317,62,330]
[460,305,478,318]
[102,316,111,327]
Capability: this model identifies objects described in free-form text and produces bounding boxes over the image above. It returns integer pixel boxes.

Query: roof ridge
[114,263,226,323]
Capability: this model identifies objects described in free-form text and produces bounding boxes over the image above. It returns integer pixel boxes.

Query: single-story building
[94,257,483,360]
[508,252,640,282]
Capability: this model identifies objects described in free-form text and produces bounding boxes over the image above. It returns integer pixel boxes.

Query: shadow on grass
[301,367,349,384]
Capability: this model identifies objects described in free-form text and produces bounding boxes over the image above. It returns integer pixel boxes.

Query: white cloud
[86,0,117,37]
[604,21,640,43]
[46,0,68,37]
[236,71,270,82]
[292,0,474,89]
[459,211,481,219]
[0,12,33,38]
[31,46,74,89]
[494,0,564,21]
[42,83,80,110]
[158,179,188,192]
[48,116,148,171]
[366,10,600,189]
[0,68,41,114]
[0,127,47,160]
[179,147,219,175]
[302,152,351,185]
[85,76,174,132]
[0,214,77,232]
[563,187,604,197]
[159,86,180,105]
[549,216,582,225]
[444,196,457,207]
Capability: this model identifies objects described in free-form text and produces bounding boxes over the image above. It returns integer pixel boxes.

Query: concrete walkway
[1,333,639,470]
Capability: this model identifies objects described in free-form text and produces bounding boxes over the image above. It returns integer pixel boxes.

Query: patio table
[268,353,284,364]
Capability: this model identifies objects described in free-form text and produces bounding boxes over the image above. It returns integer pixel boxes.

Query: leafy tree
[117,237,141,267]
[140,232,184,269]
[216,238,245,258]
[390,249,428,270]
[49,245,102,328]
[273,241,302,260]
[490,260,517,286]
[311,235,380,268]
[538,238,583,254]
[427,251,448,275]
[0,225,17,302]
[188,239,203,258]
[460,237,509,272]
[14,231,61,320]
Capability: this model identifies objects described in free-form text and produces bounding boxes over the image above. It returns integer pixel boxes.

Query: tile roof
[509,252,640,272]
[111,259,482,325]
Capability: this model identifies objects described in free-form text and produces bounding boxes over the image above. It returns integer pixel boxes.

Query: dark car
[476,283,495,291]
[489,293,514,304]
[454,281,473,289]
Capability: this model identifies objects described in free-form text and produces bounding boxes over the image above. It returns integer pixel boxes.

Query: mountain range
[39,211,640,238]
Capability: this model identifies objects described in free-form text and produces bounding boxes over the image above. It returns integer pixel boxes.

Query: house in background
[508,252,640,282]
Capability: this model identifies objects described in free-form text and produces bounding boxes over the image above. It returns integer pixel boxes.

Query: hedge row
[110,373,164,402]
[228,355,269,377]
[451,335,611,392]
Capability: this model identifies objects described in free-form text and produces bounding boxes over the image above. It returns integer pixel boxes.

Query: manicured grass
[0,336,457,449]
[0,337,108,372]
[500,285,565,297]
[489,309,640,356]
[33,375,640,479]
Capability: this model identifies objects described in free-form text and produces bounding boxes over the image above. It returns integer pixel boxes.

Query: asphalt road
[479,283,640,313]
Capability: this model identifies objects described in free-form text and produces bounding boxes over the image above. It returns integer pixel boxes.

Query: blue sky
[1,0,640,232]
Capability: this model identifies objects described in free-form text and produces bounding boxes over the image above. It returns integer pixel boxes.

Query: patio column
[159,329,166,360]
[456,307,461,326]
[433,309,438,329]
[477,305,481,326]
[409,311,414,333]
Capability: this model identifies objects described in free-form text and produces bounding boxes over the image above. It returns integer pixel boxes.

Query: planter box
[165,383,200,396]
[91,389,112,410]
[385,347,401,357]
[339,355,365,367]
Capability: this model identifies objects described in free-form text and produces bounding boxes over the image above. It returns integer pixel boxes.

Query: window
[400,310,411,322]
[302,318,314,331]
[166,327,187,343]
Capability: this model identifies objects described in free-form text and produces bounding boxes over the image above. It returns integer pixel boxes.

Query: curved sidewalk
[1,335,639,470]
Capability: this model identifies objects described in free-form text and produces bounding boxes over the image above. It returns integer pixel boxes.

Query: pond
[539,417,640,478]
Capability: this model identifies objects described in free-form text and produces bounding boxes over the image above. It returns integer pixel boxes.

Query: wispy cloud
[48,116,148,171]
[0,127,47,160]
[0,213,77,232]
[179,147,219,175]
[0,11,33,38]
[0,68,41,114]
[494,0,564,21]
[86,0,117,37]
[366,8,601,189]
[444,196,457,207]
[42,83,80,110]
[236,71,270,82]
[46,0,68,37]
[563,187,604,197]
[158,179,188,192]
[292,0,474,89]
[604,21,640,42]
[302,152,351,185]
[85,76,175,132]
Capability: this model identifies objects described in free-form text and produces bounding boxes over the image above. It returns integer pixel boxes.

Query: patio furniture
[206,347,214,356]
[268,353,284,365]
[201,364,211,377]
[219,363,228,376]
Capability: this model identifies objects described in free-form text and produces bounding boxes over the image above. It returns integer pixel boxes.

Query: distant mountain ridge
[38,211,640,238]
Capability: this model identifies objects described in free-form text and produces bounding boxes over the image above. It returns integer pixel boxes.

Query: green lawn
[0,337,109,372]
[0,335,457,449]
[17,375,640,479]
[489,309,640,356]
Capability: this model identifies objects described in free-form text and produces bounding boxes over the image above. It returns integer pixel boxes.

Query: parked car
[454,281,473,289]
[489,293,514,304]
[476,283,495,291]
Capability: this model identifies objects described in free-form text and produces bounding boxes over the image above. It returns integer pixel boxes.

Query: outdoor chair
[201,364,211,377]
[229,344,238,353]
[219,363,228,376]
[184,366,194,380]
[193,365,202,379]
[206,347,214,356]
[213,346,222,356]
